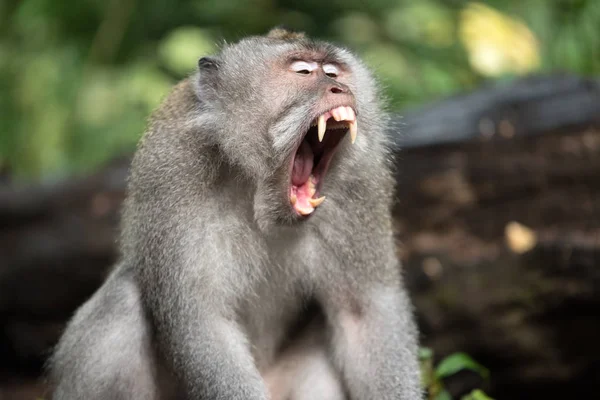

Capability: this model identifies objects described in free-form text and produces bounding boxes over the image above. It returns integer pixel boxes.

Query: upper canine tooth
[318,115,326,142]
[308,196,326,207]
[349,120,357,144]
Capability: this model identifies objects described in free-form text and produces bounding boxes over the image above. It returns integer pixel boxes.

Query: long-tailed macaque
[48,28,422,400]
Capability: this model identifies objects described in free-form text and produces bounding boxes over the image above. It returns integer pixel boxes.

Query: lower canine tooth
[298,208,314,216]
[308,196,326,207]
[290,194,297,205]
[349,120,357,144]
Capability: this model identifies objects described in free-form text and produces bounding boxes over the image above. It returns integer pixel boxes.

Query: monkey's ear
[267,26,306,41]
[198,56,219,71]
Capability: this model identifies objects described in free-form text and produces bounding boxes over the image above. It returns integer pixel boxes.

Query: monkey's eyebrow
[284,54,348,72]
[286,54,315,64]
[284,51,331,64]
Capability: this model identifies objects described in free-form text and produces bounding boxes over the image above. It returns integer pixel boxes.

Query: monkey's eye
[323,64,339,78]
[290,61,318,75]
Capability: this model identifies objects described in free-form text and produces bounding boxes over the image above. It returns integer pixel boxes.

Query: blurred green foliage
[420,348,494,400]
[1,0,598,180]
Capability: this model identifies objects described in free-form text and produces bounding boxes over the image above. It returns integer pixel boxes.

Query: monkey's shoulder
[152,78,199,121]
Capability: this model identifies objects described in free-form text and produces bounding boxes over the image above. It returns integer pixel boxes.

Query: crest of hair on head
[267,27,306,41]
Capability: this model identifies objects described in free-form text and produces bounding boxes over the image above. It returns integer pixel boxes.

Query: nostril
[330,86,344,94]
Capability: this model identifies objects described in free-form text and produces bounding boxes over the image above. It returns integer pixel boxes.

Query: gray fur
[48,30,422,399]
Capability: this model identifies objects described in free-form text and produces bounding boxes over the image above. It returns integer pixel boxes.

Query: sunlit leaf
[12,50,76,177]
[419,346,435,388]
[435,389,453,400]
[435,352,489,380]
[420,61,461,95]
[78,69,122,127]
[461,389,495,400]
[555,28,586,72]
[385,2,454,47]
[158,27,216,76]
[121,63,174,111]
[460,2,540,76]
[362,43,410,81]
[419,347,434,360]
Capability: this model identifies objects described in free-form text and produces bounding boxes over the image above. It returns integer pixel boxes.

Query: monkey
[48,28,423,400]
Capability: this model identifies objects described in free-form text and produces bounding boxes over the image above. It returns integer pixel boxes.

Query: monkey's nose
[329,83,348,94]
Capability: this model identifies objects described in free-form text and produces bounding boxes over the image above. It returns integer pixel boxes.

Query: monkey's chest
[238,276,316,371]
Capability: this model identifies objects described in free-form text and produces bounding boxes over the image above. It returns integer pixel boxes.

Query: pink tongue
[292,141,314,186]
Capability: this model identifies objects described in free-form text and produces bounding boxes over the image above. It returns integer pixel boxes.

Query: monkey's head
[195,28,388,229]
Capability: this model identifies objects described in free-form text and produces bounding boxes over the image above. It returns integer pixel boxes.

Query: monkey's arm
[316,218,423,400]
[134,209,269,400]
[324,280,422,400]
[158,310,268,399]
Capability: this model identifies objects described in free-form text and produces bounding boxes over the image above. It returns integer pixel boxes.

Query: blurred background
[0,0,599,399]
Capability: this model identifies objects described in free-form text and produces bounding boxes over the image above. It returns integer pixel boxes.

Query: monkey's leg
[49,268,172,400]
[263,318,347,400]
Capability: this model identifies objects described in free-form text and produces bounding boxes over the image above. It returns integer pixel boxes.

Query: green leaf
[435,389,453,400]
[419,347,434,360]
[419,347,435,388]
[158,27,215,76]
[461,389,495,400]
[435,353,489,380]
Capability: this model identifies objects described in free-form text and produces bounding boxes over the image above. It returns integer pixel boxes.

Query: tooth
[338,107,348,121]
[331,108,341,121]
[308,176,316,196]
[346,107,356,121]
[298,207,314,216]
[349,120,357,144]
[290,194,297,205]
[318,115,326,142]
[308,196,326,207]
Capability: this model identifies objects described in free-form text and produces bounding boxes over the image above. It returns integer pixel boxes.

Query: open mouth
[289,106,357,216]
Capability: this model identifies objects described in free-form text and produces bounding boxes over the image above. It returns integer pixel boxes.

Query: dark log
[395,127,600,399]
[395,74,600,148]
[1,74,599,399]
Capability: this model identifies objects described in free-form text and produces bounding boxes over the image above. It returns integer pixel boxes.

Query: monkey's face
[281,60,358,217]
[198,34,383,227]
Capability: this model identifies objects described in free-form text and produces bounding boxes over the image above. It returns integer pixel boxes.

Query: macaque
[48,28,422,400]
